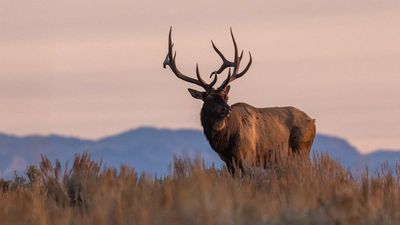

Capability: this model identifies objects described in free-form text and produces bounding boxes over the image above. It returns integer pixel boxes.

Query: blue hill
[0,127,398,177]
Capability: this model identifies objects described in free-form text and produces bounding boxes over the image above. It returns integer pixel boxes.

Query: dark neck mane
[200,106,232,156]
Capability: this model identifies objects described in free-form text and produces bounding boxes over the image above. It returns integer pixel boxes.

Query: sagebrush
[0,153,399,225]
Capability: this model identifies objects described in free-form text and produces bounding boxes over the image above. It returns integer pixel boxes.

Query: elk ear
[188,88,204,100]
[222,85,230,95]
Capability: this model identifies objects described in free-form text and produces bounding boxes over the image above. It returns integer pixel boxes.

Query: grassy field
[0,153,399,225]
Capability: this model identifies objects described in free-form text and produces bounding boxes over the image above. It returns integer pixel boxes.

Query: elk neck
[200,105,237,156]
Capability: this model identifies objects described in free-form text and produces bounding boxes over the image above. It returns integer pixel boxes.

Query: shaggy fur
[163,28,316,174]
[200,98,316,174]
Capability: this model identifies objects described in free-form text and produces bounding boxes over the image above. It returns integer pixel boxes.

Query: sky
[1,0,399,153]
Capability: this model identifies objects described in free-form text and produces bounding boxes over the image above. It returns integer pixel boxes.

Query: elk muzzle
[221,105,232,117]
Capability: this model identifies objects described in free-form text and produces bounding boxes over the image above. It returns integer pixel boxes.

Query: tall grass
[0,153,399,225]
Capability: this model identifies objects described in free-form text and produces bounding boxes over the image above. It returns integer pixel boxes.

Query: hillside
[0,127,399,177]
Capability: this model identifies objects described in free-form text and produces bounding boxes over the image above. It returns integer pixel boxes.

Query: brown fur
[163,28,316,174]
[200,99,316,174]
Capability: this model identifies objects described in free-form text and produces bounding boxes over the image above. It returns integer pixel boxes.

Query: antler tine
[210,40,234,76]
[230,52,252,83]
[209,28,241,77]
[230,27,240,74]
[164,27,216,91]
[209,73,218,87]
[218,67,232,90]
[195,63,209,87]
[196,63,218,90]
[216,28,252,90]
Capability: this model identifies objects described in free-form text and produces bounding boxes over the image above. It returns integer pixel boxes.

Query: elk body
[163,28,316,174]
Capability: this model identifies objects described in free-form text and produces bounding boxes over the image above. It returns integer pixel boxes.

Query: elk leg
[289,126,301,153]
[226,160,235,175]
[226,159,244,177]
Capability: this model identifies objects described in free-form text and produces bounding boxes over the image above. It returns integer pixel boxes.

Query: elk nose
[223,106,231,114]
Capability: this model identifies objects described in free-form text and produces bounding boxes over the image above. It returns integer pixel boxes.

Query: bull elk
[163,28,316,174]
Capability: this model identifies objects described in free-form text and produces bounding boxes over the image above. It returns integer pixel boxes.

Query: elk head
[163,27,252,119]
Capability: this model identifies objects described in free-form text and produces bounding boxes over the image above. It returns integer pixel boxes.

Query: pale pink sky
[1,0,399,153]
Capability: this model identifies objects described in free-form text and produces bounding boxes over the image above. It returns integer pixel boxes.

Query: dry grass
[0,153,399,225]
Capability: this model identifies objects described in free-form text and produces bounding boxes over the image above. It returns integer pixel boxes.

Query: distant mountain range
[0,127,399,177]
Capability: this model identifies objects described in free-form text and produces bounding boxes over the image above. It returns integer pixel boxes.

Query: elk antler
[163,27,217,91]
[211,28,252,90]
